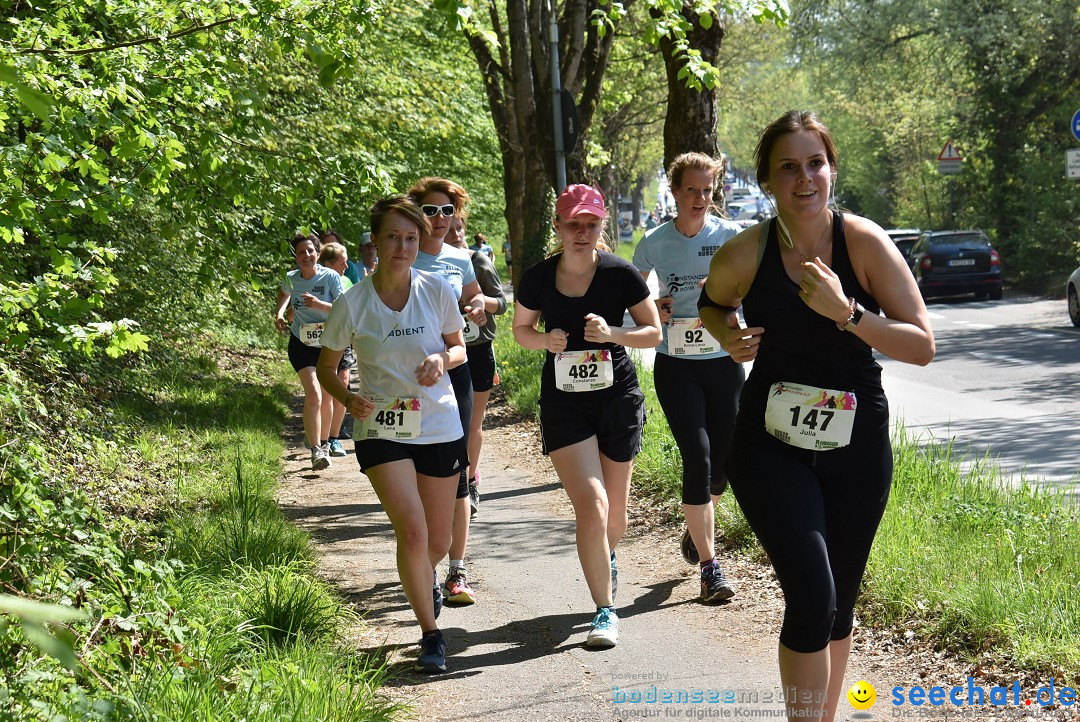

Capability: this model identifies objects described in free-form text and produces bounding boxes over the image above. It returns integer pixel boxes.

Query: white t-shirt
[321,269,466,444]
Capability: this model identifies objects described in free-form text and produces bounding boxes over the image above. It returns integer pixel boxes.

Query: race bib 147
[764,382,856,450]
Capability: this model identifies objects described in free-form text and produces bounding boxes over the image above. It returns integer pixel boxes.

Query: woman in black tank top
[698,111,935,722]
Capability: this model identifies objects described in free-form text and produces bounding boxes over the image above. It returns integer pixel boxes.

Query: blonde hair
[318,241,348,266]
[668,151,728,218]
[546,214,612,258]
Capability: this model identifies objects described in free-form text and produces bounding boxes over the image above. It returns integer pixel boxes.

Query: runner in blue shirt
[633,152,743,603]
[274,233,345,470]
[408,177,487,610]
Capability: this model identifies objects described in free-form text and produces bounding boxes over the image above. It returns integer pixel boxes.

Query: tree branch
[18,16,239,56]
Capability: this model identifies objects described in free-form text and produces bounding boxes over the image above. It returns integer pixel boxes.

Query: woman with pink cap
[512,184,662,648]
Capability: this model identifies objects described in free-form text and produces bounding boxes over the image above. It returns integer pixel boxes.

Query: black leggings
[653,353,744,505]
[725,421,892,653]
[449,362,474,499]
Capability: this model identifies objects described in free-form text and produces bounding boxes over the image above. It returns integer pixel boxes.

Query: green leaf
[0,595,86,624]
[699,12,713,30]
[0,65,17,84]
[16,84,54,120]
[20,623,80,671]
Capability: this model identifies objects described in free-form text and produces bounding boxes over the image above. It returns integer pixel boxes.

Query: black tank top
[738,211,889,439]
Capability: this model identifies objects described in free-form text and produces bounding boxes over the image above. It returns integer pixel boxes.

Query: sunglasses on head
[421,204,455,217]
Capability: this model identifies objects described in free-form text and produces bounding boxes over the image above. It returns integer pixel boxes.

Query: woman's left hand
[415,353,446,386]
[464,304,486,326]
[583,313,612,343]
[799,258,852,324]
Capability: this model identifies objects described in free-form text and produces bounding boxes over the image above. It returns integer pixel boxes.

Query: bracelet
[837,297,866,331]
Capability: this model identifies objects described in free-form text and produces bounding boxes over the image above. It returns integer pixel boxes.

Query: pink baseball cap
[555,184,606,219]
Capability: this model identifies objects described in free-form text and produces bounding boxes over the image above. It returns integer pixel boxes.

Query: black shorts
[449,363,473,497]
[337,346,356,373]
[287,332,322,372]
[354,437,469,478]
[466,342,496,393]
[539,389,646,462]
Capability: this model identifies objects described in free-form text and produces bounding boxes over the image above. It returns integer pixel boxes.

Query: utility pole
[546,0,566,192]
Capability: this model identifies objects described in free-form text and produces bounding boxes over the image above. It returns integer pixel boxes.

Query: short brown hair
[290,232,320,251]
[408,177,471,218]
[755,110,838,188]
[369,195,430,239]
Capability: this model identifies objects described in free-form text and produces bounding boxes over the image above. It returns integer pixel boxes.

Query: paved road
[633,281,1080,489]
[880,293,1080,490]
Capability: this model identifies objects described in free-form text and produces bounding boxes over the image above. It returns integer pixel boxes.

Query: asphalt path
[879,293,1080,490]
[634,273,1080,491]
[277,406,938,721]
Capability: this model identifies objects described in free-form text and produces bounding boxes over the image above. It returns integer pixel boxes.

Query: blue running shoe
[700,561,735,602]
[586,607,619,647]
[415,630,446,673]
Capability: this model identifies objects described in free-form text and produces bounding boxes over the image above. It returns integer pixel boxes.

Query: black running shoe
[415,630,446,673]
[681,527,700,565]
[700,562,735,602]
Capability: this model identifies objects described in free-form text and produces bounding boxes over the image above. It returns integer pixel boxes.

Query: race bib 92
[764,382,856,450]
[668,317,721,356]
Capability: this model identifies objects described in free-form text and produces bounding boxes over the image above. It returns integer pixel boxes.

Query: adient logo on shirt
[385,325,426,340]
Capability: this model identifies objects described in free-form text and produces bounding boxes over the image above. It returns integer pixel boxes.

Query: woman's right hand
[546,328,568,353]
[718,315,764,363]
[275,316,288,333]
[347,392,376,420]
[655,296,674,324]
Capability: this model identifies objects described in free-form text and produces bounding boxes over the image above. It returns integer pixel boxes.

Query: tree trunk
[657,2,725,171]
[460,0,628,285]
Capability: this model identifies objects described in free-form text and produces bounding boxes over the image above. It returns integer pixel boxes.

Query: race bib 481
[357,395,421,440]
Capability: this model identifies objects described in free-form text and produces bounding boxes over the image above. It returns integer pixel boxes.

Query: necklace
[777,214,832,261]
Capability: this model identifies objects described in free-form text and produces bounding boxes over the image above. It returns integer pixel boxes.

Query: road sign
[1068,149,1080,180]
[1072,109,1080,143]
[937,139,963,175]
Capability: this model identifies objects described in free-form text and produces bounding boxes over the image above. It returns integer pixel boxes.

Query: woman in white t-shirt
[316,195,467,675]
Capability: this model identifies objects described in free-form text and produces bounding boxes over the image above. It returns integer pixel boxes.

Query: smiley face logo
[847,680,877,711]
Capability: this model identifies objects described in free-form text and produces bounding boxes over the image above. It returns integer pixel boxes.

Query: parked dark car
[886,228,921,261]
[909,230,1003,300]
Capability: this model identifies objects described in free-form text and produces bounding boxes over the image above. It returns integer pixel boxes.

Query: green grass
[863,428,1080,672]
[492,319,1080,678]
[5,335,402,722]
